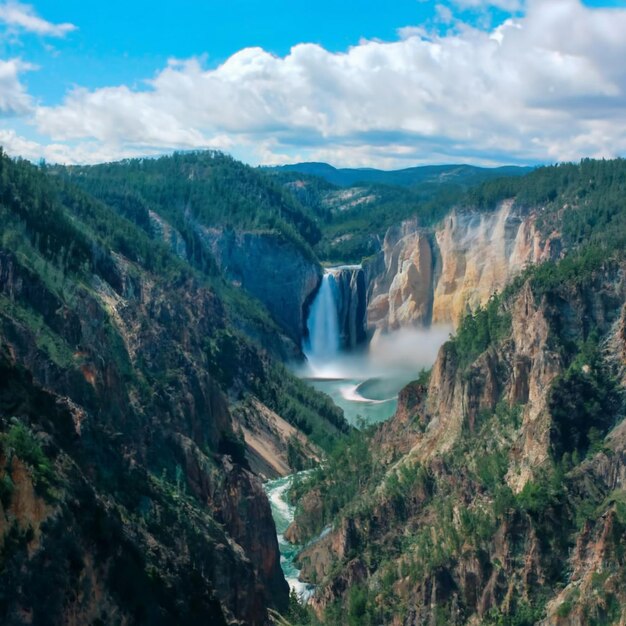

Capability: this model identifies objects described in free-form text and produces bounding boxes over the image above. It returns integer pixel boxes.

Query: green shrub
[1,422,56,496]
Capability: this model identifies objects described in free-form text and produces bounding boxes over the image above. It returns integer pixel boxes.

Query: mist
[299,325,452,382]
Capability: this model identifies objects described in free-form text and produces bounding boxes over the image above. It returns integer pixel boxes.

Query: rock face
[0,247,292,625]
[232,397,321,479]
[201,228,321,341]
[148,209,189,260]
[330,266,367,349]
[365,201,562,335]
[290,259,626,625]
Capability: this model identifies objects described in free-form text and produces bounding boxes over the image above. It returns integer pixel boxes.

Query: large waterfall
[305,271,340,365]
[302,265,449,424]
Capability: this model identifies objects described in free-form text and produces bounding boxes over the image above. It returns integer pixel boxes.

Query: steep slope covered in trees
[54,152,324,342]
[0,151,348,625]
[268,162,532,189]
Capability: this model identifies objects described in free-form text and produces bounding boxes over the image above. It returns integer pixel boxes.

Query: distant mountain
[267,161,534,188]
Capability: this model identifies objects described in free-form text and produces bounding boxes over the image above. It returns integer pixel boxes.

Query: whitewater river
[264,473,315,600]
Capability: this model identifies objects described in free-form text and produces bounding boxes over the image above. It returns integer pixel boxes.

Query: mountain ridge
[266,161,534,188]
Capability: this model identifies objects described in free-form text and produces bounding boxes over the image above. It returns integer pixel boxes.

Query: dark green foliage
[58,150,321,258]
[290,424,381,540]
[0,473,13,508]
[447,295,511,368]
[268,162,531,189]
[285,590,315,624]
[484,600,545,626]
[476,448,509,491]
[415,367,432,386]
[515,473,564,517]
[0,421,56,497]
[525,245,621,298]
[549,339,622,461]
[0,153,93,274]
[255,362,349,450]
[314,183,465,263]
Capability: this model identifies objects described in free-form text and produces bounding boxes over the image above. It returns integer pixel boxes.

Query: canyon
[1,152,625,626]
[281,160,626,625]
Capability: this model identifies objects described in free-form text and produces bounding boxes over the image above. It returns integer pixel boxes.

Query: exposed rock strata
[291,260,626,625]
[0,247,297,624]
[365,201,562,335]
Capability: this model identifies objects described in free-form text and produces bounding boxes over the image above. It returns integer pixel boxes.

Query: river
[264,473,315,600]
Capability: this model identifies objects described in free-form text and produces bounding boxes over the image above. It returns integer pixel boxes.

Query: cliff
[59,151,324,348]
[365,201,562,336]
[0,248,287,625]
[201,228,321,342]
[288,253,626,625]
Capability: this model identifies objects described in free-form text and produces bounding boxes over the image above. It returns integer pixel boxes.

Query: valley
[2,2,626,624]
[0,151,625,625]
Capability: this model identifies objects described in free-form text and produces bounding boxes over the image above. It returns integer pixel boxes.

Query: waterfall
[305,272,340,364]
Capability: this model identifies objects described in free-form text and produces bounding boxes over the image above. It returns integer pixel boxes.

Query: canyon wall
[290,259,626,625]
[201,228,321,342]
[365,201,562,336]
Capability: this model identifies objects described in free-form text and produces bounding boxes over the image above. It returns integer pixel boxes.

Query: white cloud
[0,127,40,156]
[435,4,455,24]
[0,1,76,37]
[0,58,33,116]
[1,0,625,166]
[451,0,525,11]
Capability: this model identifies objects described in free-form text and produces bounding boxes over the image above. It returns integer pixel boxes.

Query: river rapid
[264,474,315,600]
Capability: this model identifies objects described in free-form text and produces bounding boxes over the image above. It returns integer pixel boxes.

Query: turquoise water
[308,375,414,426]
[269,326,451,597]
[265,372,417,599]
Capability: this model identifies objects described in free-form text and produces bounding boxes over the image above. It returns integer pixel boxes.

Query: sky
[1,0,626,168]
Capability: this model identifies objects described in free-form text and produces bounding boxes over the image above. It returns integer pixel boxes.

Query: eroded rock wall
[365,201,562,335]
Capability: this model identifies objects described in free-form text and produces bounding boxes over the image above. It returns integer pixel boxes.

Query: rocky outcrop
[404,263,626,484]
[200,228,321,341]
[0,238,314,626]
[232,397,321,479]
[365,201,562,336]
[148,210,188,260]
[542,419,626,625]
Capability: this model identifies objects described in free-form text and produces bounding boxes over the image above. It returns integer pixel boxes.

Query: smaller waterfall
[305,272,340,364]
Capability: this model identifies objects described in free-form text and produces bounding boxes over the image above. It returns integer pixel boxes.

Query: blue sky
[1,0,626,166]
[9,1,512,103]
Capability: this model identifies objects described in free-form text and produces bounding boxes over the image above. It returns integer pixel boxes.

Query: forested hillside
[0,149,348,625]
[56,151,321,259]
[270,158,626,264]
[268,162,531,189]
[2,148,626,626]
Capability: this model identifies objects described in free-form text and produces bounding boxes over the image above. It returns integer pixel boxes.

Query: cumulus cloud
[3,0,626,166]
[0,58,33,116]
[0,1,76,37]
[451,0,525,11]
[0,127,40,156]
